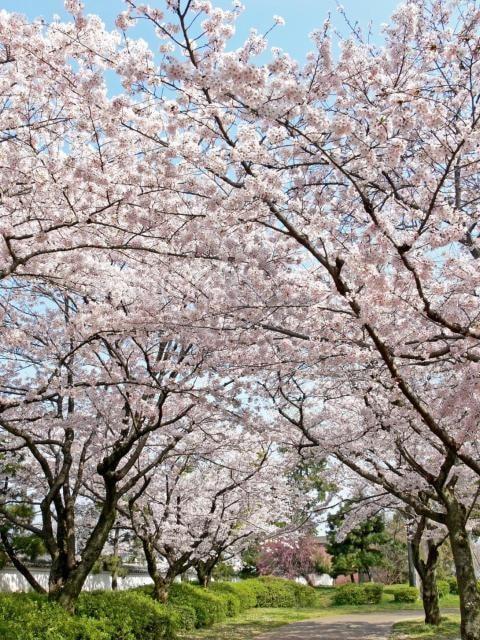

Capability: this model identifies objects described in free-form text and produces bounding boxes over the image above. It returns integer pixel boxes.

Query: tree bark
[196,560,215,587]
[421,566,441,627]
[196,565,207,587]
[111,526,119,591]
[142,538,170,603]
[407,540,418,587]
[410,522,441,626]
[445,498,480,640]
[48,484,117,612]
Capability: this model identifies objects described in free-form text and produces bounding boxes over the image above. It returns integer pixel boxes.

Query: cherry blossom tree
[257,534,331,586]
[127,437,299,599]
[3,3,480,637]
[0,282,247,609]
[105,2,480,636]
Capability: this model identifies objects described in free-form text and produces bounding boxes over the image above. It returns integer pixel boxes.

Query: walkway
[258,611,425,640]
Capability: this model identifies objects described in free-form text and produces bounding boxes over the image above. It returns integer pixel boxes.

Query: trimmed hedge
[204,577,316,617]
[0,577,318,639]
[0,591,182,640]
[168,583,228,627]
[253,577,317,608]
[168,604,197,631]
[209,581,257,610]
[207,584,242,616]
[386,585,419,603]
[333,582,384,605]
[76,590,179,639]
[0,593,110,640]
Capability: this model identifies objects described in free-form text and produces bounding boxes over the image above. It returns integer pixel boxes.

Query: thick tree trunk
[152,575,169,603]
[410,528,441,626]
[446,499,480,640]
[196,560,215,587]
[421,568,441,626]
[49,488,117,612]
[142,538,170,603]
[196,564,210,588]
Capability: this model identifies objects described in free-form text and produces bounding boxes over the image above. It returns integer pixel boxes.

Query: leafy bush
[387,585,419,603]
[240,577,316,608]
[448,577,459,594]
[333,582,384,605]
[207,585,242,616]
[77,590,178,639]
[168,583,227,627]
[209,581,257,610]
[245,577,297,607]
[0,593,110,640]
[168,604,197,631]
[437,580,450,599]
[289,580,318,607]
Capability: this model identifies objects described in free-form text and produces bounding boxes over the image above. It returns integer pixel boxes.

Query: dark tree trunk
[410,523,441,626]
[196,560,215,588]
[48,485,117,612]
[196,564,211,588]
[142,538,170,603]
[111,526,119,591]
[421,567,441,626]
[445,498,480,640]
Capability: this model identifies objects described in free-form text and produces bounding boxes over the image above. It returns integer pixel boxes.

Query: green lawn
[180,591,460,640]
[389,616,461,639]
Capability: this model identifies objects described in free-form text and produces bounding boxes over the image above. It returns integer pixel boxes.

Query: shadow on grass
[390,615,461,639]
[178,608,324,640]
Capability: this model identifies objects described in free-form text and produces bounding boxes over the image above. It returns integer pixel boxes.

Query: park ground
[179,589,461,640]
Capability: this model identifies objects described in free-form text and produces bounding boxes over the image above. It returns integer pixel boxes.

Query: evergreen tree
[326,506,389,582]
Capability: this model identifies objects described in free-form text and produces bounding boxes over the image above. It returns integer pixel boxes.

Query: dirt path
[258,611,425,640]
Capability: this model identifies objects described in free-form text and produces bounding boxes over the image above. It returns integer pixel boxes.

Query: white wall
[295,573,334,587]
[0,567,153,593]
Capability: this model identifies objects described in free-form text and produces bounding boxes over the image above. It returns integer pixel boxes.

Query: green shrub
[289,580,318,607]
[168,583,227,628]
[167,604,197,631]
[209,581,257,610]
[333,582,384,605]
[388,585,419,603]
[207,585,241,616]
[77,590,178,639]
[247,577,297,607]
[437,580,450,599]
[448,577,459,594]
[0,593,110,640]
[363,583,384,603]
[239,577,316,608]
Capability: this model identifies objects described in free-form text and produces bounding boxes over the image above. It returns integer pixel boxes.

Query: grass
[312,588,459,614]
[179,589,460,640]
[390,615,461,639]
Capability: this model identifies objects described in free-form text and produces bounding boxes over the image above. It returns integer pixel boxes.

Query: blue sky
[5,0,401,60]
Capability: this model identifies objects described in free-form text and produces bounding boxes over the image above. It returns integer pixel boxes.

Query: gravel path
[257,611,425,640]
